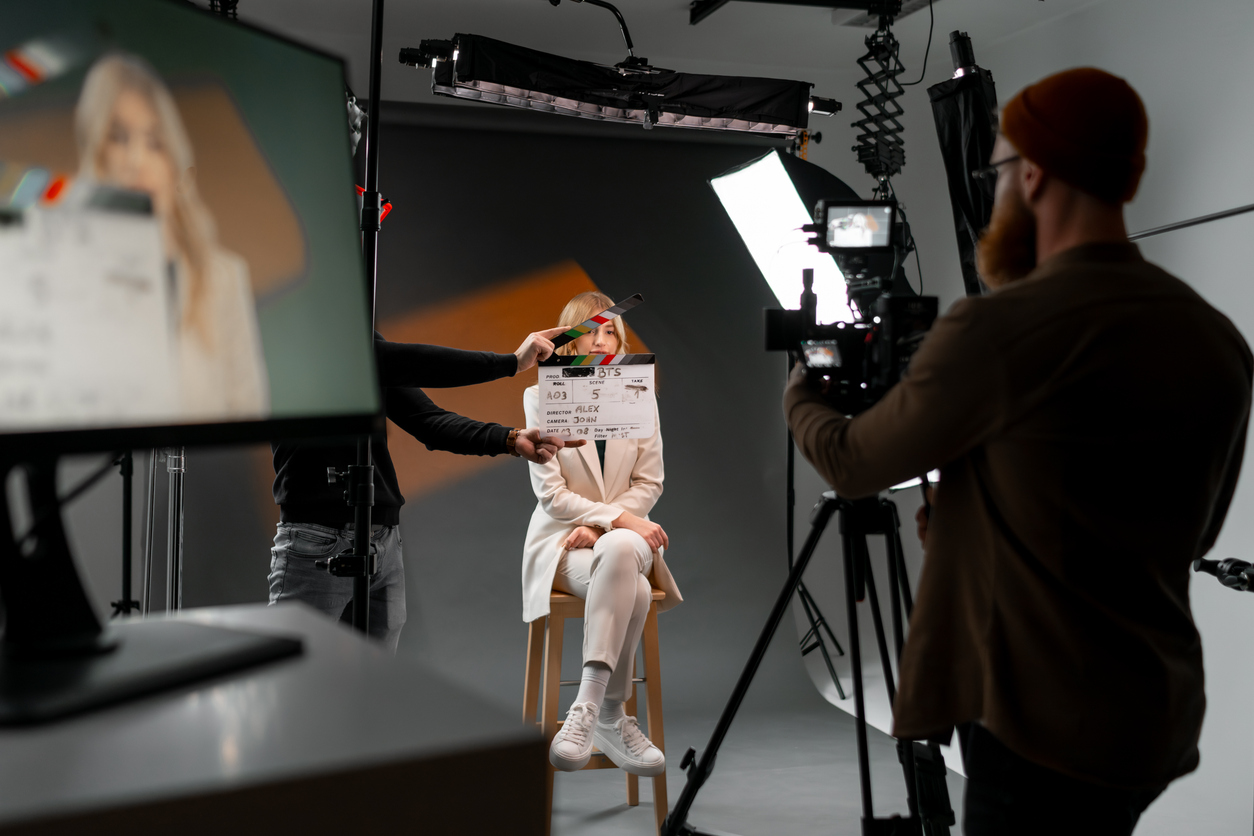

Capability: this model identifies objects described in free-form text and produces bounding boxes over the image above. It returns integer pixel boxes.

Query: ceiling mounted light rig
[400,1,840,139]
[853,22,906,179]
[687,0,912,184]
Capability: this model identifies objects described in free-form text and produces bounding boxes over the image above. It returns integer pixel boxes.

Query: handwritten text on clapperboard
[539,362,656,440]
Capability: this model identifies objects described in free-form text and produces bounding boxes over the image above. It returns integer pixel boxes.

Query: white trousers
[553,529,654,702]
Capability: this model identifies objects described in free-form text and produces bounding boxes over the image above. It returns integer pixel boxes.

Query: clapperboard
[538,294,656,440]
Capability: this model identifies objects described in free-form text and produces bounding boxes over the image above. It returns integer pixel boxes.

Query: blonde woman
[75,53,269,419]
[522,291,681,776]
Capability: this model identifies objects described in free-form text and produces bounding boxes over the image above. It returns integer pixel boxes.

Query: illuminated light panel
[711,151,853,325]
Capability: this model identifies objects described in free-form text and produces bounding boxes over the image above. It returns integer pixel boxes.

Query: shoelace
[615,716,653,757]
[561,703,596,747]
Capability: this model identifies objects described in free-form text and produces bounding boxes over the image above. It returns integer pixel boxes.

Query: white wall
[795,1,1254,832]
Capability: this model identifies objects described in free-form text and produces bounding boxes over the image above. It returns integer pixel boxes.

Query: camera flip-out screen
[821,200,895,251]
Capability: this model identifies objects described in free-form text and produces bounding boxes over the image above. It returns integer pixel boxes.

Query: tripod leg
[797,582,846,700]
[885,518,907,661]
[880,501,942,833]
[798,583,846,657]
[859,539,897,704]
[842,528,875,822]
[886,502,915,618]
[859,535,925,825]
[663,495,840,836]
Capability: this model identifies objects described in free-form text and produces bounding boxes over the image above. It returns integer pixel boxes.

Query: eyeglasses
[971,155,1021,181]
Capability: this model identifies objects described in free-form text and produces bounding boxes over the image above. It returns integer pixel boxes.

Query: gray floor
[553,707,967,836]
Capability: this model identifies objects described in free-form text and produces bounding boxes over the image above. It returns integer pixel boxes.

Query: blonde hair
[555,291,630,357]
[75,53,218,346]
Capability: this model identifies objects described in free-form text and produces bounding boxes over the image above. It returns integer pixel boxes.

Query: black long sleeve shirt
[272,333,518,526]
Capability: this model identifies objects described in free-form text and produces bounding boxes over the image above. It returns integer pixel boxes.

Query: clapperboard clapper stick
[547,293,645,352]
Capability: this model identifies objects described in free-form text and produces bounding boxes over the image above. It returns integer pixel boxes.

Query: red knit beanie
[1001,67,1148,204]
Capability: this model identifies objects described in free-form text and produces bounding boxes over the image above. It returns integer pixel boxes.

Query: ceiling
[226,0,1111,103]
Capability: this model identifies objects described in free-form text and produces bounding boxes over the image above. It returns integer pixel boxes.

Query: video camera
[765,198,938,414]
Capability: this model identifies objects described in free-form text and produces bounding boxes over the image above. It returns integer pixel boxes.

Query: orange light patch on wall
[379,261,648,501]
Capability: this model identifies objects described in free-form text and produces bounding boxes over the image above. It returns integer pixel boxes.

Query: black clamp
[327,465,375,507]
[315,546,379,578]
[359,190,383,232]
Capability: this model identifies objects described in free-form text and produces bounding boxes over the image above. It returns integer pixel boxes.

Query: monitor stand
[0,453,302,725]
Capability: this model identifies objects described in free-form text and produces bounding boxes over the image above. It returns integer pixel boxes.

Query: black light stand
[317,0,384,635]
[109,452,140,617]
[662,492,953,836]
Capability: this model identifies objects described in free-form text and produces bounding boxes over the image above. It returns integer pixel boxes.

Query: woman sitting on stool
[521,290,682,777]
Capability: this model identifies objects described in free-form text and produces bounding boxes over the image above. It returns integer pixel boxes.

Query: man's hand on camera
[612,511,669,552]
[515,427,585,464]
[564,525,603,551]
[514,327,568,373]
[789,360,858,416]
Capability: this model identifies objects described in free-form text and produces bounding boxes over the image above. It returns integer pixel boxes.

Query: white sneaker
[593,715,666,776]
[550,702,598,771]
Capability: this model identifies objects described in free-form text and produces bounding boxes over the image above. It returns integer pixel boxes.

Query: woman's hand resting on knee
[564,525,603,550]
[611,512,669,551]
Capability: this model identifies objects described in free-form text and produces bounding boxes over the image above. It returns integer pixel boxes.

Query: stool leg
[625,651,639,807]
[524,618,545,726]
[642,603,667,835]
[542,614,565,836]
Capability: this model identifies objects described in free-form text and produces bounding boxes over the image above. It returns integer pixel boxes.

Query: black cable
[900,0,934,87]
[897,199,924,294]
[882,179,924,295]
[911,243,924,295]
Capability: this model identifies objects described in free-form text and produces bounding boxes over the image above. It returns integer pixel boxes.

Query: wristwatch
[506,428,522,457]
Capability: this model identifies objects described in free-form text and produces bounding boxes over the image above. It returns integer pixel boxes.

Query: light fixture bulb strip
[438,81,801,136]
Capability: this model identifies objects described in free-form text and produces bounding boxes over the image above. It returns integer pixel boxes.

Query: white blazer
[521,385,682,623]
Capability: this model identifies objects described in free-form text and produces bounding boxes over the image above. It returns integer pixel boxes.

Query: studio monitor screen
[0,0,379,452]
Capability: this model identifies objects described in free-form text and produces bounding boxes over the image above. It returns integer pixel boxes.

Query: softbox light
[711,150,861,324]
[928,33,998,297]
[401,33,818,138]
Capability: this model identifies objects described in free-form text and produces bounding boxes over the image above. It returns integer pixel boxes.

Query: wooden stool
[523,589,668,835]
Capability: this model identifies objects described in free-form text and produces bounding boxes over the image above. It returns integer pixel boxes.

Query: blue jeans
[268,522,406,651]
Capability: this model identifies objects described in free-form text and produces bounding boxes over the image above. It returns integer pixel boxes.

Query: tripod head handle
[1193,557,1254,592]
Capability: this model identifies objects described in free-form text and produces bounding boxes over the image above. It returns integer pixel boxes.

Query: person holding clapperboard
[520,291,682,777]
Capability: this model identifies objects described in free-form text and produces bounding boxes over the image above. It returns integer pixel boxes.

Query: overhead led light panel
[402,34,831,138]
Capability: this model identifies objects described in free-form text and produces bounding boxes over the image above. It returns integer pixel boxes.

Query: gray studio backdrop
[61,102,858,719]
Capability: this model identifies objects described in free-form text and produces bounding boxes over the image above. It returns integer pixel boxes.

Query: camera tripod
[662,491,954,836]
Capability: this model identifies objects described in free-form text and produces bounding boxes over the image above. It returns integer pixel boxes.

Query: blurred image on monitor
[0,0,379,452]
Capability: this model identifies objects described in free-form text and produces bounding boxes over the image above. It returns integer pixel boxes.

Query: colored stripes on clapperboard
[543,353,656,367]
[0,37,80,99]
[549,293,644,350]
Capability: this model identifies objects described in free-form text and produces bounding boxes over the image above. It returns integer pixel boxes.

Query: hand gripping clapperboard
[538,294,656,440]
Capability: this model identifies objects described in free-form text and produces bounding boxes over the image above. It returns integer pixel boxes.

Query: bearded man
[784,68,1253,834]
